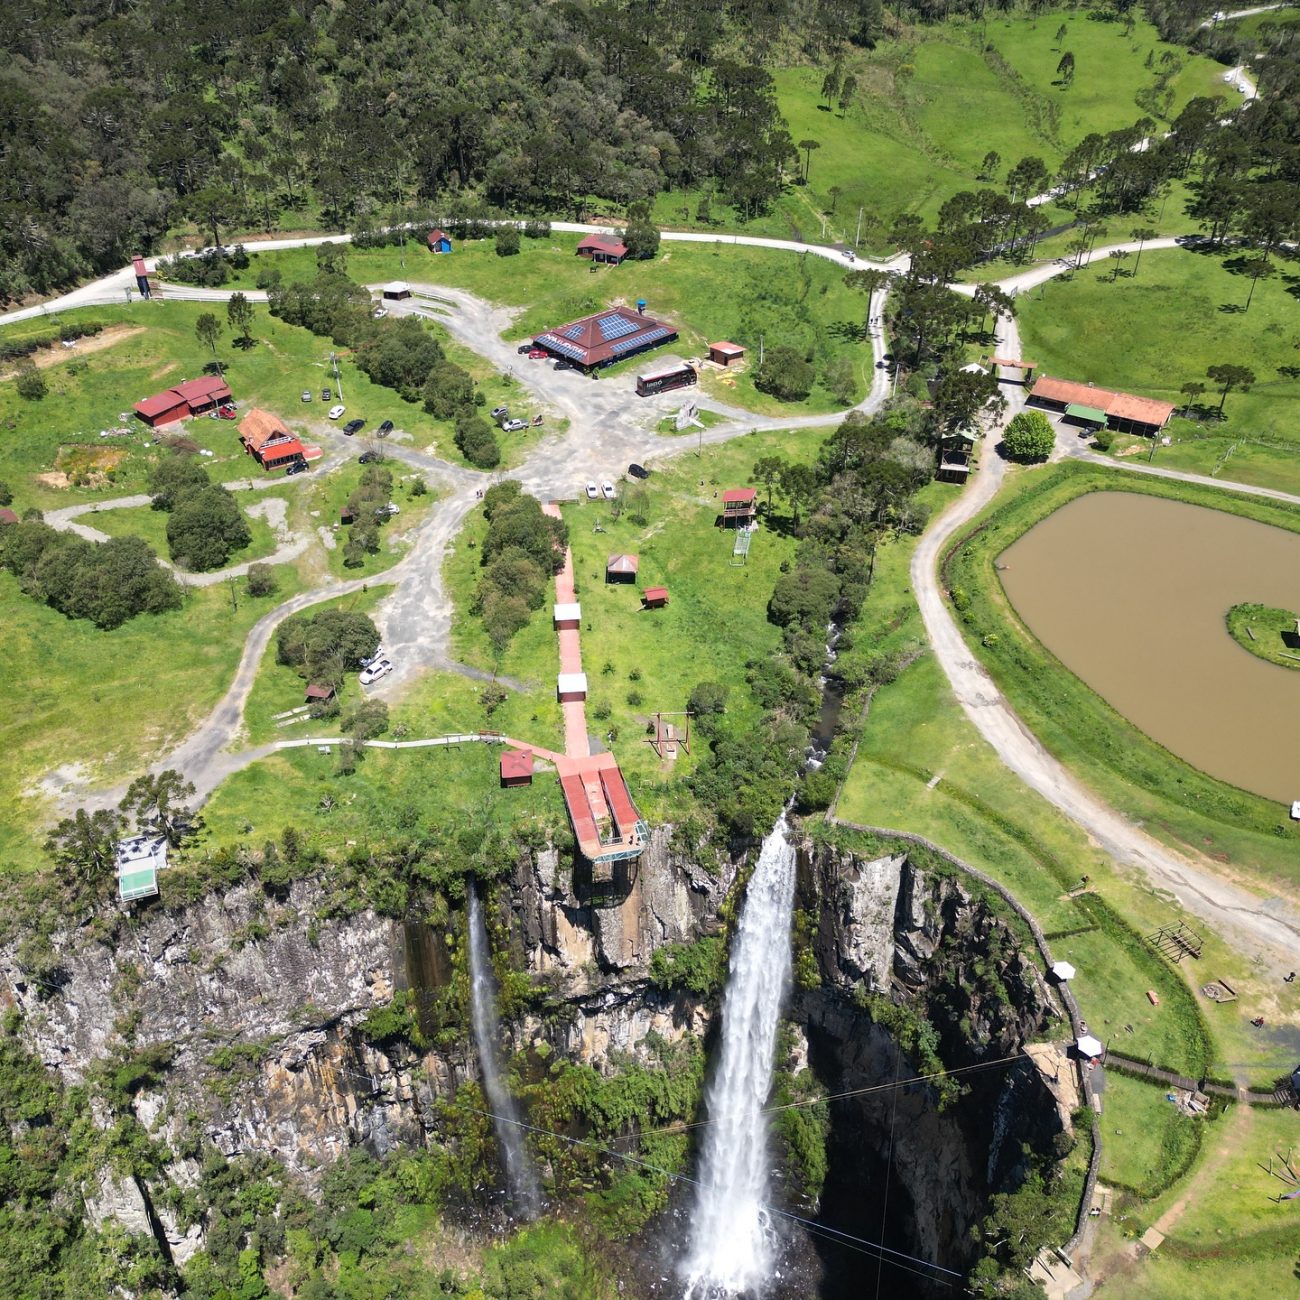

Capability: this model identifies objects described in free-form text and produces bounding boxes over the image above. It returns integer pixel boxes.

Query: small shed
[0,508,19,526]
[642,586,669,609]
[557,671,588,702]
[1050,961,1076,982]
[305,682,336,705]
[606,553,639,584]
[721,488,757,527]
[708,342,745,367]
[576,235,628,265]
[554,601,581,630]
[382,280,412,301]
[427,229,453,254]
[500,748,534,788]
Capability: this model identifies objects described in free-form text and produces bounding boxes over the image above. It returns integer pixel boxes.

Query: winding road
[6,225,1299,967]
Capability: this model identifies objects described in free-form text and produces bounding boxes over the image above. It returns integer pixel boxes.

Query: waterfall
[467,887,541,1218]
[683,814,798,1298]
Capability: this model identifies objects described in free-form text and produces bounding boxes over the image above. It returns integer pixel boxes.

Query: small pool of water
[999,491,1300,803]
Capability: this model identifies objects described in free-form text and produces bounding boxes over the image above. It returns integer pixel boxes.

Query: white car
[360,646,386,668]
[328,404,346,420]
[373,306,388,319]
[359,658,393,686]
[502,418,529,433]
[600,481,616,500]
[585,481,599,499]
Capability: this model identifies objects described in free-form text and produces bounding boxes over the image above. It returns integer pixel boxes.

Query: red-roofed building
[500,748,534,788]
[305,682,335,704]
[606,553,639,583]
[642,586,669,608]
[533,306,676,371]
[239,408,306,471]
[427,229,452,254]
[708,342,746,366]
[134,375,233,427]
[556,752,646,866]
[0,508,19,526]
[1028,375,1174,437]
[576,235,628,265]
[721,487,757,527]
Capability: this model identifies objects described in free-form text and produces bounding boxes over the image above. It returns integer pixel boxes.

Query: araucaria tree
[195,312,223,356]
[1056,52,1075,87]
[1206,364,1256,415]
[226,292,255,347]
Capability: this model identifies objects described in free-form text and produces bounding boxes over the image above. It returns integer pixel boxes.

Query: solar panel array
[560,322,588,341]
[539,335,585,361]
[597,313,640,342]
[611,326,671,356]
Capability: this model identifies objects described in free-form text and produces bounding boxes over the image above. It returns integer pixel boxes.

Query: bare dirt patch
[41,445,129,490]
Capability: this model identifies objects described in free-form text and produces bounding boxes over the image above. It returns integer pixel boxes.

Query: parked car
[328,404,346,420]
[376,420,394,438]
[285,461,308,476]
[373,306,388,319]
[343,418,365,436]
[322,387,332,402]
[381,503,400,516]
[516,343,532,355]
[359,658,393,686]
[628,463,650,480]
[301,390,313,402]
[358,450,381,464]
[502,418,528,433]
[528,348,548,360]
[585,481,599,500]
[360,646,386,668]
[490,406,509,420]
[601,481,616,500]
[214,403,237,419]
[554,360,573,372]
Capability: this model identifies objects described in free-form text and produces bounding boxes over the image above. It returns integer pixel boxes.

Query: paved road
[909,311,1300,970]
[1200,4,1291,27]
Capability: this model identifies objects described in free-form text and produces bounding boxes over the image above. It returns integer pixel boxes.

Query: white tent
[1051,961,1076,981]
[1076,1034,1104,1058]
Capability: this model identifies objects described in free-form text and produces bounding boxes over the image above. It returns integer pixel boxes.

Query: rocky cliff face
[1,827,1068,1295]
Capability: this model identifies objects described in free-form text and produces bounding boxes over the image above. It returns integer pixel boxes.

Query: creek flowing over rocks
[1,825,1071,1297]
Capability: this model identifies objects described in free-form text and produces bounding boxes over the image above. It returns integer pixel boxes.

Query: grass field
[834,498,1292,1087]
[443,428,827,822]
[770,11,1225,246]
[0,564,306,867]
[1098,1071,1203,1195]
[1017,246,1300,494]
[225,235,877,415]
[86,496,281,569]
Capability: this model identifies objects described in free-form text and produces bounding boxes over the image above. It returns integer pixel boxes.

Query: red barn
[134,375,233,427]
[576,235,628,265]
[500,748,534,788]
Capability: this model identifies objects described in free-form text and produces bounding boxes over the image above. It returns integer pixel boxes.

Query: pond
[999,491,1300,804]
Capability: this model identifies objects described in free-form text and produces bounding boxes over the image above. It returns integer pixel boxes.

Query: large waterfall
[467,887,541,1218]
[683,815,798,1297]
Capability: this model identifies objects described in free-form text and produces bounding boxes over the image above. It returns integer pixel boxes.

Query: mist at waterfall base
[681,815,798,1298]
[467,888,541,1218]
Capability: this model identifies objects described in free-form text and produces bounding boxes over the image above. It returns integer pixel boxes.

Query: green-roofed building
[1064,402,1107,427]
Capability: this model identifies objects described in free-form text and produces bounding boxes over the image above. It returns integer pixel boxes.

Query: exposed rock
[84,1171,152,1238]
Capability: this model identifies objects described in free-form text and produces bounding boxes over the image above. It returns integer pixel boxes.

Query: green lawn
[444,429,827,823]
[1098,1071,1202,1196]
[228,235,876,415]
[86,496,281,569]
[771,10,1225,246]
[1017,246,1300,494]
[0,565,305,867]
[305,459,437,581]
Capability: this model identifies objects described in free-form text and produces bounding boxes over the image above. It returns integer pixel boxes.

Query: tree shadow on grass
[827,320,868,344]
[1218,302,1246,314]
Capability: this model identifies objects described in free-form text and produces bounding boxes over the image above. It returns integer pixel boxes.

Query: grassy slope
[1017,247,1300,494]
[770,11,1224,244]
[835,506,1291,1087]
[226,236,875,415]
[0,569,305,867]
[1098,1071,1201,1196]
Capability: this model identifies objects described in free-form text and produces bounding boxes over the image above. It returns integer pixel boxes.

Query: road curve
[909,319,1300,969]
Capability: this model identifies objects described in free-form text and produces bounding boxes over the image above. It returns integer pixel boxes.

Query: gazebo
[1076,1034,1104,1060]
[606,553,639,584]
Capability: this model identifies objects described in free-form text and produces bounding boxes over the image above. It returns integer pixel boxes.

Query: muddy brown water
[999,491,1300,804]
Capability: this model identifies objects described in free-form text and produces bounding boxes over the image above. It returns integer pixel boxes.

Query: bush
[166,485,251,571]
[454,411,501,468]
[1092,427,1115,451]
[14,358,48,400]
[246,562,276,597]
[495,225,521,256]
[277,608,380,684]
[688,682,730,715]
[1002,410,1055,461]
[754,345,815,401]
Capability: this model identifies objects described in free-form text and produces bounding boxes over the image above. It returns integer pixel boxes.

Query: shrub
[15,358,48,400]
[495,225,521,256]
[1002,410,1055,461]
[246,562,276,597]
[754,345,815,401]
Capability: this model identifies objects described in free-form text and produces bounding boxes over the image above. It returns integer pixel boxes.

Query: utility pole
[228,574,238,613]
[330,352,344,401]
[758,334,764,366]
[855,207,863,248]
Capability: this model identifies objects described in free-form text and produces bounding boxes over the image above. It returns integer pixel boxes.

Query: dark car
[358,450,381,464]
[321,387,332,402]
[516,343,532,355]
[285,460,308,476]
[343,418,366,436]
[628,463,650,480]
[376,420,394,438]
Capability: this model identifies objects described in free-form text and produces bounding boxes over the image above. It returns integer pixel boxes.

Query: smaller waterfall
[683,814,798,1297]
[467,887,541,1218]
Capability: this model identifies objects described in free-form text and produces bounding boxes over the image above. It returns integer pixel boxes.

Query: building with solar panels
[532,305,677,372]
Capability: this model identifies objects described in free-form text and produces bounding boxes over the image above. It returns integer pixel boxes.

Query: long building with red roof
[1028,375,1175,436]
[134,375,233,427]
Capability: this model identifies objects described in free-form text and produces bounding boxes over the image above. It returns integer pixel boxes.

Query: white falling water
[467,888,541,1218]
[683,815,797,1298]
